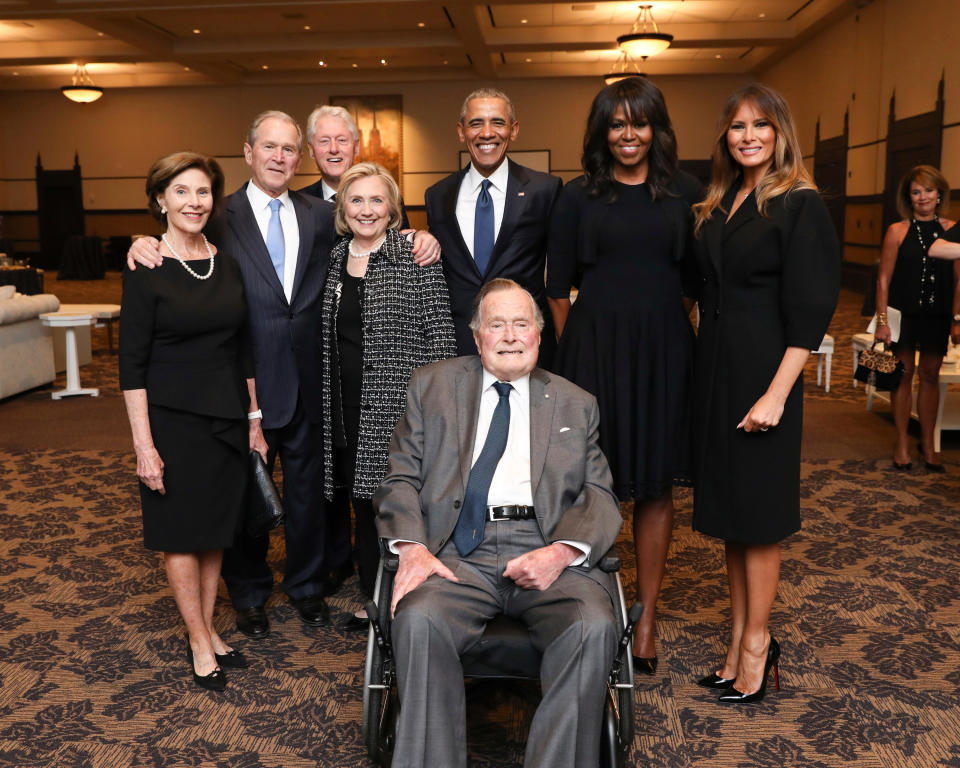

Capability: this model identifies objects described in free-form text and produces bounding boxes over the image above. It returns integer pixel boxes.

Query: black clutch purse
[854,342,904,392]
[246,451,284,538]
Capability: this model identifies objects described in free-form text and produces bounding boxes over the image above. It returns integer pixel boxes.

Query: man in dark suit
[128,110,336,637]
[424,88,562,367]
[374,279,623,768]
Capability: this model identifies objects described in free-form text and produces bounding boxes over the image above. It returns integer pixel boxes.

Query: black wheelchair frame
[362,553,642,767]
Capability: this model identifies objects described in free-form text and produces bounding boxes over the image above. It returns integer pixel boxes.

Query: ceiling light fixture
[60,64,104,103]
[602,51,645,85]
[617,4,672,60]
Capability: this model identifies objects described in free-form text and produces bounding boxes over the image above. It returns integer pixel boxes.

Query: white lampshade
[61,86,104,103]
[616,33,673,59]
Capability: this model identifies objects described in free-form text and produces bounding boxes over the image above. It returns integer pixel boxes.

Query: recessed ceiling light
[380,59,387,65]
[443,60,449,65]
[417,21,425,27]
[192,28,201,34]
[521,19,528,24]
[303,25,311,30]
[758,12,766,19]
[12,71,19,76]
[714,54,722,59]
[318,60,326,67]
[352,63,358,68]
[184,66,191,71]
[261,64,269,69]
[97,32,104,37]
[525,57,532,63]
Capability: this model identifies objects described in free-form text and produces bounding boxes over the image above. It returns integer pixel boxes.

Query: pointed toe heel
[718,636,780,704]
[697,672,736,689]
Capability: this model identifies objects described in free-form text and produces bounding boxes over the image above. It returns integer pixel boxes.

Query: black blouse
[889,218,955,315]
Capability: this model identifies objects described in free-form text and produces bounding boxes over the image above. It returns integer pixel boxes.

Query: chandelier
[603,51,646,85]
[617,4,673,60]
[61,64,104,103]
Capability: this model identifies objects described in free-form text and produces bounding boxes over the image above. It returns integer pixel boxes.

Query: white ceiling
[0,0,862,91]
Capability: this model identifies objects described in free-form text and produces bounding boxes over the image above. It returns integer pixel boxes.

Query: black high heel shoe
[718,636,779,704]
[632,655,658,675]
[697,671,736,689]
[215,649,249,669]
[186,640,227,691]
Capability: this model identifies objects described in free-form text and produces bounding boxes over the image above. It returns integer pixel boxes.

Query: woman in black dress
[690,84,839,703]
[547,78,702,673]
[320,162,456,627]
[120,152,267,691]
[874,166,958,471]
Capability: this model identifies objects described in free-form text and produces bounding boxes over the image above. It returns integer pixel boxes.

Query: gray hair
[246,110,303,152]
[459,88,517,124]
[306,105,359,144]
[469,278,544,332]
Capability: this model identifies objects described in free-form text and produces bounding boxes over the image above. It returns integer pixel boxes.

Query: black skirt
[894,313,952,357]
[139,403,247,552]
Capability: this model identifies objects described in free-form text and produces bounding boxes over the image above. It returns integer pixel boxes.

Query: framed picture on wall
[330,95,403,192]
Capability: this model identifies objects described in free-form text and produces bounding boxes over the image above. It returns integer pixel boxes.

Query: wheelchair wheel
[362,558,399,766]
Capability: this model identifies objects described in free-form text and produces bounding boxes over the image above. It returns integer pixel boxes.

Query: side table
[40,312,99,399]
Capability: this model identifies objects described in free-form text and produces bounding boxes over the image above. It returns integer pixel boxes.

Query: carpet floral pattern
[0,450,958,767]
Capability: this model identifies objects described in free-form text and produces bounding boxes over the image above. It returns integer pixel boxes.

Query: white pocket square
[559,427,571,433]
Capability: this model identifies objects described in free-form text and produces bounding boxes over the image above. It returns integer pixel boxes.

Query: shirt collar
[246,180,291,212]
[481,367,529,401]
[320,179,338,201]
[466,158,510,195]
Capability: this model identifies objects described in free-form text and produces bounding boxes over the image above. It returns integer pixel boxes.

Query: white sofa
[0,286,60,399]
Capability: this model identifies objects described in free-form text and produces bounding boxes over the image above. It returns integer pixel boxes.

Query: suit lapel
[706,185,739,279]
[486,159,529,276]
[289,190,314,303]
[723,190,759,243]
[442,167,477,277]
[528,368,554,497]
[227,184,287,304]
[456,358,483,492]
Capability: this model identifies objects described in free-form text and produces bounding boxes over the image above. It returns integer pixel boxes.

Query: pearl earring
[160,205,167,214]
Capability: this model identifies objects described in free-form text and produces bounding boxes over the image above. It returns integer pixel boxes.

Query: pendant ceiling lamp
[603,52,646,86]
[61,64,104,103]
[617,4,673,60]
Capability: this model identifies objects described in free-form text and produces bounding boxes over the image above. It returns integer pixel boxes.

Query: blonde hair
[896,165,950,220]
[333,162,402,236]
[694,84,816,235]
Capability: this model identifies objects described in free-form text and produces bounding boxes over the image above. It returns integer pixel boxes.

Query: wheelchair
[362,552,642,767]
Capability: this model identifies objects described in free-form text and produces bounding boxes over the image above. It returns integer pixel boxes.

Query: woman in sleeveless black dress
[547,78,702,673]
[875,165,958,471]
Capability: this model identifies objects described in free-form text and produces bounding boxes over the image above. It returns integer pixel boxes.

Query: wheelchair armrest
[598,555,620,573]
[383,554,399,572]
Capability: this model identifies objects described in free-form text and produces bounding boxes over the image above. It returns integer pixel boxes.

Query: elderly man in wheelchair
[365,280,640,768]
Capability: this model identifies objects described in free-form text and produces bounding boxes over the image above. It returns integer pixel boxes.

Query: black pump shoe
[632,655,658,675]
[718,636,780,704]
[697,671,736,689]
[215,649,249,669]
[186,641,227,691]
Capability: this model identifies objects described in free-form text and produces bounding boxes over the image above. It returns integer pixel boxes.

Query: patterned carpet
[0,274,958,767]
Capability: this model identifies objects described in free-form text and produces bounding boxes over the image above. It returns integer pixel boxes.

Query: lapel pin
[517,191,525,197]
[544,393,549,398]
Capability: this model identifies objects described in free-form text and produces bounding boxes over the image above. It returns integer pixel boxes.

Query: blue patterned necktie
[473,179,494,275]
[453,381,512,556]
[266,198,285,285]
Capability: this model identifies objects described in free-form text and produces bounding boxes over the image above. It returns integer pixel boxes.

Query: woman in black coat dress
[690,84,839,703]
[547,77,702,672]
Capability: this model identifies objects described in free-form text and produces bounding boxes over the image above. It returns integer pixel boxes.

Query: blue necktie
[453,381,512,556]
[473,179,494,275]
[266,198,285,285]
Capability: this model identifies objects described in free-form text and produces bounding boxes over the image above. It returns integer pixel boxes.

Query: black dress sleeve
[118,266,156,390]
[780,189,841,349]
[546,180,584,298]
[942,220,960,243]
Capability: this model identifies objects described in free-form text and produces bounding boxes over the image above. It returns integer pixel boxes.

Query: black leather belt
[487,505,536,521]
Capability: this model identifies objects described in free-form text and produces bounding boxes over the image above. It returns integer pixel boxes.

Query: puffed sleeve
[546,180,584,298]
[118,266,156,390]
[780,189,841,349]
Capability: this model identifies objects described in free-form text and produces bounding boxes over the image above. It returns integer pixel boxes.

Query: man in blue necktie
[423,89,563,368]
[375,279,623,768]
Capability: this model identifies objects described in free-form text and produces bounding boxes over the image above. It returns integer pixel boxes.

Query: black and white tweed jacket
[320,227,457,499]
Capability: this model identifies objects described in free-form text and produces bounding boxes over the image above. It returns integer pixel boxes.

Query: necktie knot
[269,198,282,213]
[493,381,512,399]
[480,179,492,195]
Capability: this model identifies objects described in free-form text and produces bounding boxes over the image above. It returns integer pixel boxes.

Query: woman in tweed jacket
[320,162,457,609]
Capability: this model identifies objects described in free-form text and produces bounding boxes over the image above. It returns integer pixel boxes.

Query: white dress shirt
[455,160,509,261]
[246,181,300,303]
[319,179,337,201]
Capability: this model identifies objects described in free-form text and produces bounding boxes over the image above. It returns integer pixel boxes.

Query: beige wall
[761,0,960,196]
[0,74,748,215]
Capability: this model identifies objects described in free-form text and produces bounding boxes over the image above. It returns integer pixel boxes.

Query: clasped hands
[390,540,580,617]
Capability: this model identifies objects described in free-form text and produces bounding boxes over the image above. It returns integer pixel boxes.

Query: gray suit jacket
[374,356,622,588]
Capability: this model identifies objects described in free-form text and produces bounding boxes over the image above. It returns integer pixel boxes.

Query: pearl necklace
[348,234,386,260]
[162,233,215,280]
[912,217,940,307]
[912,216,940,251]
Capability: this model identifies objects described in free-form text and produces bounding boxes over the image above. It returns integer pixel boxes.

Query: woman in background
[690,84,839,703]
[874,165,958,471]
[320,162,456,628]
[121,152,267,690]
[547,77,702,674]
